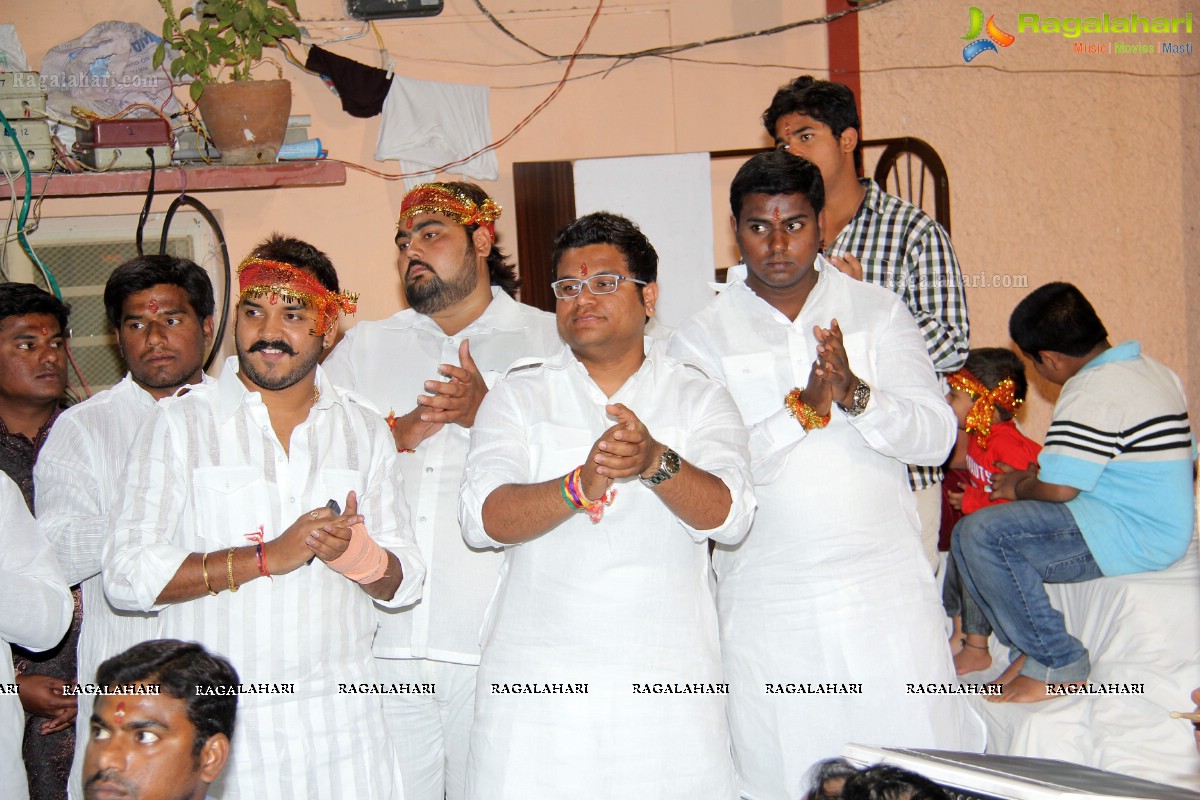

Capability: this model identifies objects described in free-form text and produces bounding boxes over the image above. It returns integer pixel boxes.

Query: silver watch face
[643,447,681,485]
[839,381,870,416]
[662,447,681,475]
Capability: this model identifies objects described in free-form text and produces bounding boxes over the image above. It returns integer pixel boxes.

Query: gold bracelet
[201,552,218,596]
[226,548,239,593]
[784,388,831,431]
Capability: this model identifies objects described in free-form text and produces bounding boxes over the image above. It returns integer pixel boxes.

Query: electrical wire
[0,155,16,279]
[158,193,230,371]
[369,21,388,69]
[309,0,895,178]
[303,19,370,46]
[64,341,93,399]
[278,41,320,76]
[0,107,62,299]
[73,103,175,132]
[330,0,606,181]
[18,107,90,130]
[469,0,897,62]
[136,147,158,256]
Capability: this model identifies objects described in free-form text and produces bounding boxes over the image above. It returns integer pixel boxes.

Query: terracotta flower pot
[197,79,292,165]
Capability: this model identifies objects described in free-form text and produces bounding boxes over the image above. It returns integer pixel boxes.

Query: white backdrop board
[573,152,715,330]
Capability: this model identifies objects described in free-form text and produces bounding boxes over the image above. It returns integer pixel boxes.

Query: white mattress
[969,533,1200,790]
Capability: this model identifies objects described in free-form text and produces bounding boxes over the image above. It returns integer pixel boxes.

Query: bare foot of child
[953,636,992,675]
[986,653,1025,693]
[988,674,1085,703]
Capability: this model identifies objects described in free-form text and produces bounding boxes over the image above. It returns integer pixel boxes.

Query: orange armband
[327,523,390,584]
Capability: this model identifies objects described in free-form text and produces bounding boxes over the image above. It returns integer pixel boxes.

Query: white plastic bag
[40,21,180,119]
[0,24,30,71]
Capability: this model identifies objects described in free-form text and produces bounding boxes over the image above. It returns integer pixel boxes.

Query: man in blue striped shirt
[952,282,1195,702]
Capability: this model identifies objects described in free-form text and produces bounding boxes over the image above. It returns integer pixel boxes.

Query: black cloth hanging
[305,45,392,118]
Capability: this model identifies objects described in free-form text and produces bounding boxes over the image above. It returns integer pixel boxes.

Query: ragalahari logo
[962,7,1016,61]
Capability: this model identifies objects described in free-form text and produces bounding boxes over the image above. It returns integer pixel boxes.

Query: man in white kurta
[102,237,426,800]
[668,152,983,799]
[322,182,560,800]
[460,212,754,799]
[35,254,216,800]
[0,473,72,800]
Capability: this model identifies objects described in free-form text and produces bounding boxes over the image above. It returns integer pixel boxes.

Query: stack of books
[174,115,324,162]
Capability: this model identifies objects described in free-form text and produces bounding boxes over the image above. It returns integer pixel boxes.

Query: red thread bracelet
[255,542,270,578]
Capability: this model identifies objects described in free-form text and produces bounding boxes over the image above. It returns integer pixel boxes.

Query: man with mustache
[103,235,426,799]
[35,254,215,800]
[323,182,559,800]
[82,639,238,800]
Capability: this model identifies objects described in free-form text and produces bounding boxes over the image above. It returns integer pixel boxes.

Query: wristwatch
[641,446,681,487]
[836,379,871,417]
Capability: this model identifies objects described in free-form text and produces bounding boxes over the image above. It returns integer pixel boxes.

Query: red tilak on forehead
[783,125,791,137]
[40,325,48,335]
[404,217,415,230]
[147,298,160,314]
[115,702,126,719]
[772,206,781,221]
[579,262,588,276]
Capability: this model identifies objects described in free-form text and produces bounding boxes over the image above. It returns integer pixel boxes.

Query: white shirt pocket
[191,465,271,548]
[320,468,362,514]
[529,423,595,481]
[720,352,780,425]
[841,332,874,385]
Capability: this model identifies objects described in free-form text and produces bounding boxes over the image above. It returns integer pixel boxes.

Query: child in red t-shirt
[943,348,1041,675]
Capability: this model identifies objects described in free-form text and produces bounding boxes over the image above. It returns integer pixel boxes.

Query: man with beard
[323,182,559,800]
[103,235,426,799]
[35,255,215,800]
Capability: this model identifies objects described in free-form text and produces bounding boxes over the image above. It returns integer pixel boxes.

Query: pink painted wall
[858,0,1199,440]
[8,0,1197,450]
[7,0,827,328]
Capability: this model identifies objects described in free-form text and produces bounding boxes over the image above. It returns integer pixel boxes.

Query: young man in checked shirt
[766,76,970,569]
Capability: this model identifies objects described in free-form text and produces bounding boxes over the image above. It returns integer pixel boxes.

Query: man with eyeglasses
[322,182,560,800]
[459,212,754,798]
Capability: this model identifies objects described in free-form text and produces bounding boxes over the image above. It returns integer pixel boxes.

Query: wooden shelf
[0,160,346,199]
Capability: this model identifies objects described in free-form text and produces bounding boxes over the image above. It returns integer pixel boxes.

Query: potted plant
[154,0,302,164]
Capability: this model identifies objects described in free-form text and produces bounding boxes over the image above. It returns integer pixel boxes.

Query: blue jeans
[942,553,991,638]
[950,500,1103,682]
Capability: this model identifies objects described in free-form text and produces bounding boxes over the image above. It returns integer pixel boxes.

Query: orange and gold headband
[396,183,502,237]
[947,369,1022,450]
[237,257,358,336]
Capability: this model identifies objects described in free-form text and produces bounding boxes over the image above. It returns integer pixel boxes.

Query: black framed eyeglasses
[551,274,647,300]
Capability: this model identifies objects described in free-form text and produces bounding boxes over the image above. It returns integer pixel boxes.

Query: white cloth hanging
[375,75,498,191]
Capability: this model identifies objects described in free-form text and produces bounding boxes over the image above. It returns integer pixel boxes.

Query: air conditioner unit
[1,211,224,393]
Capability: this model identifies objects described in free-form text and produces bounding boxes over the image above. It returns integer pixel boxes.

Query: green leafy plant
[154,0,302,102]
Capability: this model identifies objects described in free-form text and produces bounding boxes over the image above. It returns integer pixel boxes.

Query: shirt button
[445,337,454,345]
[289,497,296,504]
[419,516,427,524]
[277,456,284,463]
[425,467,433,474]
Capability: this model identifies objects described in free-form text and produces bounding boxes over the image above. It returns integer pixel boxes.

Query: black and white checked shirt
[827,179,970,489]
